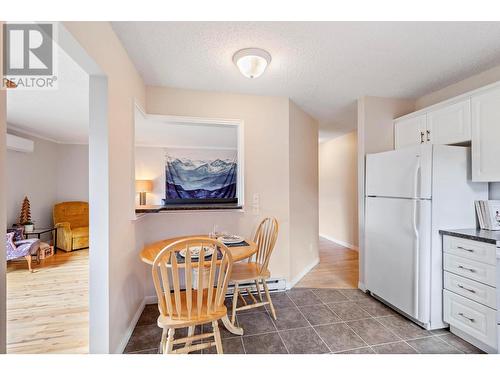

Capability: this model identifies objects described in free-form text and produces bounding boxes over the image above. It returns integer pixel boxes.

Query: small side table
[24,227,58,254]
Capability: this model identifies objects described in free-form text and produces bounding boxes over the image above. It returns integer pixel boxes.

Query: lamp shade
[136,179,153,193]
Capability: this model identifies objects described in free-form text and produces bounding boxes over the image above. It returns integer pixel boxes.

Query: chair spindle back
[152,238,233,320]
[253,217,279,274]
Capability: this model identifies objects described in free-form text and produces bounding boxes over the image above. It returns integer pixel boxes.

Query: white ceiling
[135,113,237,149]
[7,46,89,144]
[112,21,500,139]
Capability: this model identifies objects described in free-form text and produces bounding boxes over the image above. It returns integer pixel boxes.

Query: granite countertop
[439,228,500,245]
[135,203,243,214]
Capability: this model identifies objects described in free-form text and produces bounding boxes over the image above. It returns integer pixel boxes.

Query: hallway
[296,237,359,289]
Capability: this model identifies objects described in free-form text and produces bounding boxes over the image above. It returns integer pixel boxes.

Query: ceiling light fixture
[233,48,271,79]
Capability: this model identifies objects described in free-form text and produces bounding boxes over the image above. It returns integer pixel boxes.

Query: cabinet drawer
[444,290,497,349]
[443,235,497,266]
[444,253,496,287]
[444,271,497,309]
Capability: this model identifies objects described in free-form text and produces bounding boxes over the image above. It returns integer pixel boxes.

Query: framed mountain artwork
[164,148,238,204]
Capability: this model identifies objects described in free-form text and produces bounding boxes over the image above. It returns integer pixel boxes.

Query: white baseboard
[286,257,320,289]
[115,297,148,354]
[319,234,359,251]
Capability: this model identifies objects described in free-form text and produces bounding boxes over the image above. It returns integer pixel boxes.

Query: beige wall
[5,133,88,243]
[289,100,319,284]
[415,63,500,199]
[357,96,416,288]
[64,21,146,353]
[6,131,58,229]
[56,144,89,202]
[319,131,358,249]
[144,86,292,289]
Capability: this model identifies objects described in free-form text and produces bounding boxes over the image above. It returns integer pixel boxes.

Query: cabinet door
[471,87,500,181]
[427,99,471,145]
[394,115,426,149]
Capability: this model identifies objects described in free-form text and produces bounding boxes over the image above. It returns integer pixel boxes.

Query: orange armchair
[53,201,89,252]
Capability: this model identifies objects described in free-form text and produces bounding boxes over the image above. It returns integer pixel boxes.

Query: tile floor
[124,288,484,354]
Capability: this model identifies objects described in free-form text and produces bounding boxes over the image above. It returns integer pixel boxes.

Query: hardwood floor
[296,237,359,289]
[6,249,89,353]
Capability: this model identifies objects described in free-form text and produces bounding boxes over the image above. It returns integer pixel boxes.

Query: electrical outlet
[252,193,260,215]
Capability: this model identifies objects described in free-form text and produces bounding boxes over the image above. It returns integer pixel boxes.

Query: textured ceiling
[112,21,500,139]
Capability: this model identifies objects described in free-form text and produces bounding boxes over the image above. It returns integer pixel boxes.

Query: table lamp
[136,179,153,206]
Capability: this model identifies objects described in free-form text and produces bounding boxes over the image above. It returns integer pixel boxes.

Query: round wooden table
[139,234,257,335]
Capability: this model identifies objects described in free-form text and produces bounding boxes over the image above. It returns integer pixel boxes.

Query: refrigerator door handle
[412,160,420,320]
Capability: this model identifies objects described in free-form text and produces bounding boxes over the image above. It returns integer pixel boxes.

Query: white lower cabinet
[442,234,498,353]
[444,290,497,349]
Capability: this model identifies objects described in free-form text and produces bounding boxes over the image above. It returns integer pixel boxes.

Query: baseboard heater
[225,278,287,296]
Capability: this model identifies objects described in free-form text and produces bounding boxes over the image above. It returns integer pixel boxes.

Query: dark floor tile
[203,337,245,354]
[312,288,348,303]
[225,294,267,315]
[237,311,277,336]
[377,315,431,340]
[127,348,159,354]
[286,288,322,306]
[372,341,417,354]
[124,324,162,353]
[266,292,295,309]
[327,301,371,321]
[314,323,366,352]
[279,327,330,354]
[299,304,341,326]
[136,304,159,326]
[347,318,399,345]
[438,334,484,354]
[202,321,236,339]
[272,306,309,330]
[358,298,396,317]
[338,289,371,301]
[174,325,202,339]
[406,337,461,354]
[429,328,450,336]
[243,332,288,354]
[335,346,375,354]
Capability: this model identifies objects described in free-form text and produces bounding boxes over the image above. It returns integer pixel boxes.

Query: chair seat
[72,226,89,238]
[230,262,270,282]
[157,290,228,329]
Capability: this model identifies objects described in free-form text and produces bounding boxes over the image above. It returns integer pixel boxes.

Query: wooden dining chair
[229,217,279,324]
[152,237,234,354]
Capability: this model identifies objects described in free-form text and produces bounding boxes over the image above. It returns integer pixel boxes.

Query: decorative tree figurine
[19,196,34,231]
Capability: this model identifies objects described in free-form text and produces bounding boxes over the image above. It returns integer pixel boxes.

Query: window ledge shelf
[135,204,243,214]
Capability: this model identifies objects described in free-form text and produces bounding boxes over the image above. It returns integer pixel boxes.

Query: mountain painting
[165,148,237,201]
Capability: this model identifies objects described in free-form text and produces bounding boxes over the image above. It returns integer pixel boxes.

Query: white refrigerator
[365,144,488,329]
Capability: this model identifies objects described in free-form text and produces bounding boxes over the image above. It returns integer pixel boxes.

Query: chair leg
[231,282,239,325]
[254,279,263,302]
[24,255,33,273]
[160,328,168,354]
[185,325,195,349]
[262,280,276,320]
[165,328,175,354]
[212,320,223,354]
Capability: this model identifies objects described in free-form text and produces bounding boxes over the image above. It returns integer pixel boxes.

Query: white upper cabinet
[426,99,471,145]
[394,114,426,149]
[471,86,500,181]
